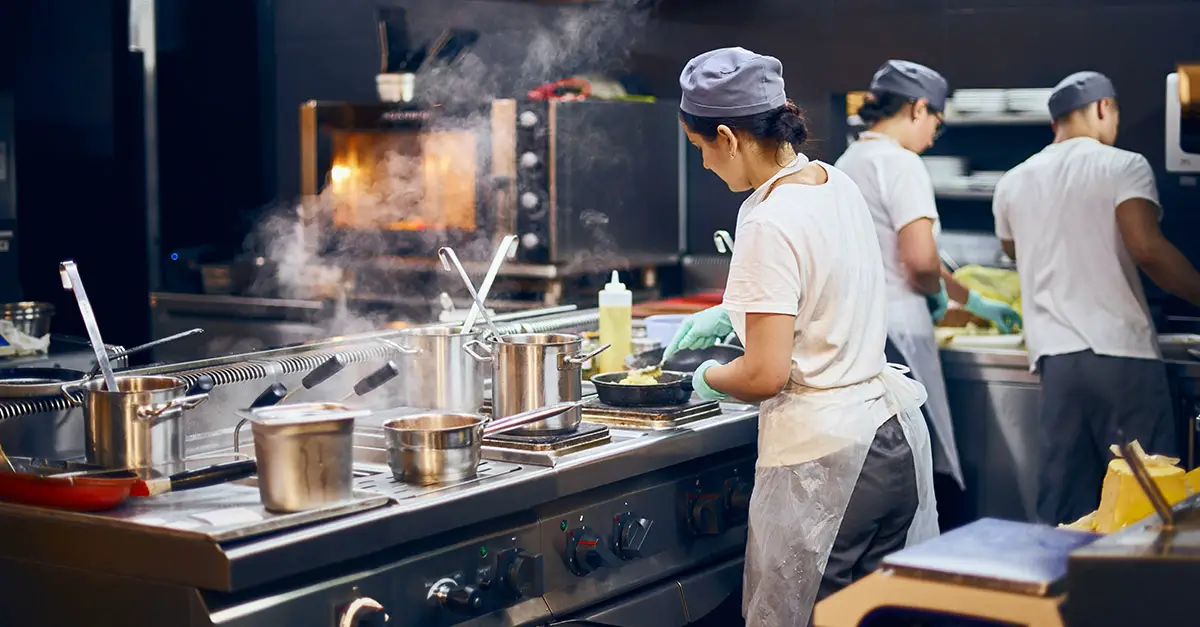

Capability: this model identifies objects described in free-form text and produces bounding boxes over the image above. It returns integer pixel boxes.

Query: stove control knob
[566,526,618,575]
[726,479,753,517]
[519,111,539,128]
[337,597,388,627]
[519,152,540,168]
[520,192,540,209]
[614,513,654,560]
[521,232,541,249]
[688,494,727,536]
[427,578,481,615]
[499,549,545,598]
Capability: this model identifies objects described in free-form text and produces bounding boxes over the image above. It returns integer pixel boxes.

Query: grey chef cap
[869,60,949,112]
[1048,71,1117,119]
[679,47,787,118]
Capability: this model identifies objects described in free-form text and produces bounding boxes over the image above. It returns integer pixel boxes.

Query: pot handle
[60,382,85,406]
[463,339,494,362]
[560,343,610,370]
[136,393,209,424]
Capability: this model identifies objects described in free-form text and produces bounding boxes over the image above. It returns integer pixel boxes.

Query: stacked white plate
[1006,88,1053,113]
[922,156,967,186]
[967,170,1006,191]
[951,89,1007,114]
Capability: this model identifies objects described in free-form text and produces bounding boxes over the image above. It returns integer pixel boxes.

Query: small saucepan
[382,401,581,485]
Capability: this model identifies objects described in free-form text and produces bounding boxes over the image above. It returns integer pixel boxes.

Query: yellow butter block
[1187,467,1200,495]
[1095,459,1188,533]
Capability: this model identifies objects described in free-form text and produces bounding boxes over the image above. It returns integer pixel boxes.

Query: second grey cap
[869,60,949,112]
[679,47,788,118]
[1047,71,1116,119]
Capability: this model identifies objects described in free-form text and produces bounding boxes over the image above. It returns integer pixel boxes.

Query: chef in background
[664,47,938,627]
[836,60,1022,494]
[993,71,1200,526]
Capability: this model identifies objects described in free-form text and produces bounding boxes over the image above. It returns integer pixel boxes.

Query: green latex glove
[965,291,1023,333]
[692,359,728,401]
[663,306,734,360]
[926,281,950,323]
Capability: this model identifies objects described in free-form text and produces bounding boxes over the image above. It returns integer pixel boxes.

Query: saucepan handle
[463,339,494,362]
[60,382,85,406]
[483,401,582,437]
[135,393,209,424]
[561,343,610,370]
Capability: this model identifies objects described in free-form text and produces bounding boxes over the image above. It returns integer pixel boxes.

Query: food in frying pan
[618,369,661,385]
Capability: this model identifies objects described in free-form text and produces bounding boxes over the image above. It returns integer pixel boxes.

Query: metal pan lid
[241,402,372,426]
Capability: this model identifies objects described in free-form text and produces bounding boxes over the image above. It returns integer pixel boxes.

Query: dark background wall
[1,0,1198,348]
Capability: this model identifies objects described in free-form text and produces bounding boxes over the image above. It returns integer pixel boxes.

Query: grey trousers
[1037,350,1178,526]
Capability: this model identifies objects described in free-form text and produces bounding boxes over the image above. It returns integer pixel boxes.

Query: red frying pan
[0,458,257,512]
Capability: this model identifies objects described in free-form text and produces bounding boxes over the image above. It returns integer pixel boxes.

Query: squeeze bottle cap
[603,271,626,292]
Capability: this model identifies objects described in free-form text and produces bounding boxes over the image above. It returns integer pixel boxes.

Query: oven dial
[427,578,481,615]
[566,526,618,575]
[519,111,539,128]
[687,493,727,536]
[520,192,539,209]
[519,152,540,168]
[725,478,753,521]
[498,548,545,598]
[521,233,541,249]
[337,597,388,627]
[613,513,654,560]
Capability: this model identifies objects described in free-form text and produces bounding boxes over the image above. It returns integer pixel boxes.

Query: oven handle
[338,597,387,627]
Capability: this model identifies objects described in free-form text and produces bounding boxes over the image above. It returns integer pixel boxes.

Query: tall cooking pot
[465,333,608,435]
[63,375,209,474]
[386,327,489,412]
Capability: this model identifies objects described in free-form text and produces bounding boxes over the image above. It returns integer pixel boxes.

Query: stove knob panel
[427,578,482,615]
[688,494,727,536]
[614,513,654,560]
[725,479,753,520]
[498,548,545,598]
[566,526,618,575]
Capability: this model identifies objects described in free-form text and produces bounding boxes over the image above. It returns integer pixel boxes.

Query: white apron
[729,157,939,627]
[889,298,964,488]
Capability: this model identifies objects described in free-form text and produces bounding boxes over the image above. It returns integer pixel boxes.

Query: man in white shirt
[993,71,1200,525]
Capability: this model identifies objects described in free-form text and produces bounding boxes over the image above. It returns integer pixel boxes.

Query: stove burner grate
[580,398,723,430]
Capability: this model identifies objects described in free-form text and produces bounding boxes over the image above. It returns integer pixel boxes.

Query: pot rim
[495,333,582,347]
[80,375,187,393]
[381,412,486,434]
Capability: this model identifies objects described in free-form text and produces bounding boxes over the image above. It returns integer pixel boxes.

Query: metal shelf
[847,112,1050,127]
[935,189,994,201]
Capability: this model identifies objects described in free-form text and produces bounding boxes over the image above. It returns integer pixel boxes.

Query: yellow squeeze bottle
[597,271,633,374]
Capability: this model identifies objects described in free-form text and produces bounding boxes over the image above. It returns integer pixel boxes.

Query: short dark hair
[856,90,942,126]
[679,99,810,153]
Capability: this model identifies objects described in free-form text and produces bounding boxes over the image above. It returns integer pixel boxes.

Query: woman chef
[663,47,939,627]
[835,60,1022,493]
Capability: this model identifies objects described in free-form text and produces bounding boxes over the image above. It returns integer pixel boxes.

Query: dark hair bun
[773,100,809,152]
[856,91,911,125]
[678,98,810,154]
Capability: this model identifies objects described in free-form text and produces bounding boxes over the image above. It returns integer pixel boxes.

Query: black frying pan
[591,371,693,407]
[623,344,745,372]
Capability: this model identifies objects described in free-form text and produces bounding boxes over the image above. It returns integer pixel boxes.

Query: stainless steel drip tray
[0,482,391,544]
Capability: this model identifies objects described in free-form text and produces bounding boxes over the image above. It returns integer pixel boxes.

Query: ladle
[59,261,117,392]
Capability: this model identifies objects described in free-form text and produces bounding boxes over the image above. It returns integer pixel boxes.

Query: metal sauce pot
[385,327,489,412]
[245,403,366,513]
[64,375,209,475]
[465,333,608,436]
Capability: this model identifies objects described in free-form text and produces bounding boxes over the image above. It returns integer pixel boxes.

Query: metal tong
[1120,440,1176,530]
[460,234,517,335]
[86,328,205,378]
[437,246,506,341]
[60,261,118,392]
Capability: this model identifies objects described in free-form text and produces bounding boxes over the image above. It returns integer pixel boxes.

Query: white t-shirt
[722,160,889,390]
[993,137,1161,368]
[834,133,942,319]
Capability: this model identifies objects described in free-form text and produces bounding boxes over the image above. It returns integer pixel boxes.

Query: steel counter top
[0,404,759,593]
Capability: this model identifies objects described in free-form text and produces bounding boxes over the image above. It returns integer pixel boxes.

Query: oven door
[300,100,518,261]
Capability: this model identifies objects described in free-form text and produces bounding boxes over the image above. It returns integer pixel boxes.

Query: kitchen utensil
[643,315,688,353]
[233,382,288,455]
[0,456,257,511]
[0,301,55,338]
[0,441,13,473]
[382,401,580,485]
[337,361,401,402]
[63,374,213,474]
[385,327,490,412]
[132,459,259,497]
[86,327,204,378]
[281,354,350,403]
[713,230,733,254]
[438,246,506,341]
[241,402,368,513]
[465,333,609,435]
[591,371,693,407]
[624,344,745,373]
[461,234,517,335]
[59,260,117,392]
